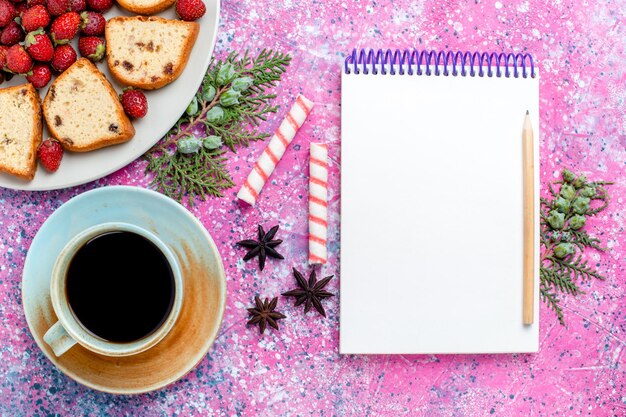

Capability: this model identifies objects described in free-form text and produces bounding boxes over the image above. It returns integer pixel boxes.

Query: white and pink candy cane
[308,143,328,265]
[237,94,314,206]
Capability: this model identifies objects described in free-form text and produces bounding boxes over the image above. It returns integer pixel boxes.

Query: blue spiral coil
[344,48,536,78]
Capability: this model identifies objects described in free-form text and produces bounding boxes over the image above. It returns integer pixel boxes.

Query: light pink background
[1,0,625,415]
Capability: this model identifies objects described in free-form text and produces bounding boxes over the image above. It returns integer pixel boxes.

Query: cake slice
[116,0,176,15]
[43,58,135,152]
[0,83,42,180]
[105,16,199,90]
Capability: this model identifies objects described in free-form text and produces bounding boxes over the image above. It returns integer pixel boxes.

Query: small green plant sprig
[540,169,613,325]
[143,49,291,204]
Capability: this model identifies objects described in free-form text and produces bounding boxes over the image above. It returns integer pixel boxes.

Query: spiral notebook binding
[344,48,536,79]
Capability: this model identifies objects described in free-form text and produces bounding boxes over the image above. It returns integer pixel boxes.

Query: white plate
[0,0,220,191]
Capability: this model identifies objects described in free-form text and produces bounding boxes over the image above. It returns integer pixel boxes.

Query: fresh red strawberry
[21,5,50,32]
[175,0,205,21]
[1,20,25,45]
[78,35,104,61]
[15,2,28,14]
[23,29,53,61]
[80,10,104,36]
[26,0,47,7]
[50,11,80,45]
[69,0,85,12]
[26,62,51,87]
[50,42,74,71]
[86,0,111,12]
[0,44,7,67]
[5,44,31,73]
[0,20,23,45]
[47,0,70,16]
[37,137,63,172]
[0,0,16,28]
[120,88,148,119]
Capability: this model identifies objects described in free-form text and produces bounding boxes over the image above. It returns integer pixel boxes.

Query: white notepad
[340,49,540,354]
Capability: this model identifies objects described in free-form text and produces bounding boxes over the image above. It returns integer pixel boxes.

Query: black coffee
[66,231,175,343]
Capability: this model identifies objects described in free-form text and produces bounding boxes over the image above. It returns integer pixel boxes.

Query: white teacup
[43,222,184,357]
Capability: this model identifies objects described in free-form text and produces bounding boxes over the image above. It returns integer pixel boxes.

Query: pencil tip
[526,110,529,115]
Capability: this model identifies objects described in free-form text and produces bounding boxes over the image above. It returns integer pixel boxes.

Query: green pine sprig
[539,169,612,325]
[143,49,291,205]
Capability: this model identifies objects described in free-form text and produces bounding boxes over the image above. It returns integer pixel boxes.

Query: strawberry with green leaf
[26,62,52,88]
[21,5,50,32]
[23,29,53,61]
[5,44,32,73]
[50,11,80,45]
[77,35,104,61]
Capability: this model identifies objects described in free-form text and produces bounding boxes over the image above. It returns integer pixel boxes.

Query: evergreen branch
[540,284,565,325]
[548,255,606,281]
[145,148,234,205]
[248,49,291,87]
[540,197,553,208]
[540,266,582,296]
[547,182,559,198]
[143,49,291,204]
[208,122,270,151]
[569,229,605,251]
[539,168,612,325]
[586,198,609,216]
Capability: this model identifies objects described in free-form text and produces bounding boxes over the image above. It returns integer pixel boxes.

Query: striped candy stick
[237,94,314,206]
[309,143,328,265]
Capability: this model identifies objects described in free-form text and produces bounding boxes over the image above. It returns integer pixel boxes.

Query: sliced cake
[43,58,135,152]
[116,0,176,15]
[105,16,199,90]
[0,83,42,180]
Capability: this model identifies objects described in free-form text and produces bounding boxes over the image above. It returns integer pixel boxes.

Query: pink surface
[1,0,625,415]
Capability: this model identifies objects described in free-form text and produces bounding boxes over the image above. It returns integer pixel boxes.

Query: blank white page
[340,65,540,354]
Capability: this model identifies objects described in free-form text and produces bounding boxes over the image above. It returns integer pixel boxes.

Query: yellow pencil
[522,111,534,325]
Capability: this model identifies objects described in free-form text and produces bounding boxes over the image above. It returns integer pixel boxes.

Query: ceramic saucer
[22,186,227,394]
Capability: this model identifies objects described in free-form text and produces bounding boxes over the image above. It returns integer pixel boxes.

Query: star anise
[237,225,284,271]
[247,296,287,334]
[282,268,335,317]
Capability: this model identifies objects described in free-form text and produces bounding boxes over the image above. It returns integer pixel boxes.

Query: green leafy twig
[540,169,613,325]
[143,49,291,205]
[540,267,581,295]
[569,230,605,251]
[540,284,565,325]
[144,148,234,203]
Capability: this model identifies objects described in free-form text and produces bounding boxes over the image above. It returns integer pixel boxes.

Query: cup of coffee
[43,222,184,357]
